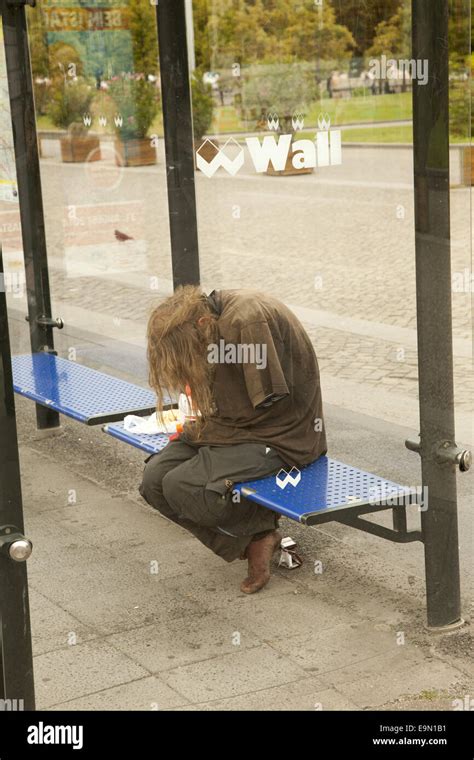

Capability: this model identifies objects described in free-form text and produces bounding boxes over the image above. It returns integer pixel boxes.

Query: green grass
[292,123,411,144]
[342,124,468,144]
[307,92,412,127]
[36,93,469,146]
[36,92,413,135]
[342,125,413,143]
[210,93,413,134]
[249,121,467,145]
[212,105,242,133]
[36,114,55,131]
[417,690,441,702]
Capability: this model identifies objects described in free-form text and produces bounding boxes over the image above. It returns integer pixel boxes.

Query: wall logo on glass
[196,113,342,178]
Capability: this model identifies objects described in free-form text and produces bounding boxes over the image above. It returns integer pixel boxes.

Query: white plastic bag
[123,392,200,435]
[123,411,178,435]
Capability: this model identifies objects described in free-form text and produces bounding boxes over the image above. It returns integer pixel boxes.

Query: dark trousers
[139,439,285,562]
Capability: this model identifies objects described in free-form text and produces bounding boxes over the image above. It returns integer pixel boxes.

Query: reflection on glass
[189,0,472,439]
[14,0,173,384]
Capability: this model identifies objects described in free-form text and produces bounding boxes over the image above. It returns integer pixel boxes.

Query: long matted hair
[147,285,219,438]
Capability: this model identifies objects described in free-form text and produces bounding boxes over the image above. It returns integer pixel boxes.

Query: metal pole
[410,0,466,629]
[156,0,200,289]
[1,0,60,431]
[0,248,35,710]
[185,0,196,72]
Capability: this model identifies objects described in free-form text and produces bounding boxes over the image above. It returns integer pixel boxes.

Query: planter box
[115,137,157,167]
[60,135,101,163]
[462,146,473,186]
[266,147,314,177]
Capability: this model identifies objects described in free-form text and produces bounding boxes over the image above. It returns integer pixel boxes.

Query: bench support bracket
[337,513,423,544]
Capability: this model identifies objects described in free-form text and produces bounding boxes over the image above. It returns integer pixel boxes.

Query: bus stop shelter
[0,0,471,709]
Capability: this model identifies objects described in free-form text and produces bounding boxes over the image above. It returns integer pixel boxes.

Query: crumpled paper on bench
[123,392,197,435]
[123,411,179,435]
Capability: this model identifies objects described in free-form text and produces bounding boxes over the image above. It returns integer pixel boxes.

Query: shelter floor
[15,394,473,711]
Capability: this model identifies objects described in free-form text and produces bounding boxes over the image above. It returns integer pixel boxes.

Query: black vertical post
[1,0,60,430]
[156,0,200,288]
[411,0,462,628]
[0,248,35,710]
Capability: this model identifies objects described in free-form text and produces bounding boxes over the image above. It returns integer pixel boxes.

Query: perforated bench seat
[12,353,174,426]
[234,458,414,525]
[102,420,171,454]
[102,424,416,529]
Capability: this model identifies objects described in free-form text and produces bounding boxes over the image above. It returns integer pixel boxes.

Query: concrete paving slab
[49,676,189,711]
[161,562,297,614]
[19,445,113,513]
[159,643,308,703]
[430,630,474,681]
[104,611,262,673]
[346,659,469,710]
[171,679,357,711]
[267,621,403,674]
[27,541,207,636]
[216,587,359,642]
[283,532,427,625]
[29,588,99,656]
[34,640,149,709]
[317,648,468,709]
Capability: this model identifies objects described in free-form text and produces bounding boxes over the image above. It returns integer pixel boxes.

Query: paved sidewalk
[16,395,472,712]
[4,140,472,711]
[3,145,472,436]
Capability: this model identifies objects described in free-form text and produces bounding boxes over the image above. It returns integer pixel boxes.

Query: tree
[127,0,159,76]
[448,0,473,72]
[84,31,133,79]
[367,3,411,91]
[333,0,401,56]
[109,75,160,140]
[193,0,214,71]
[448,0,472,139]
[241,61,317,131]
[26,6,52,115]
[279,0,355,65]
[26,6,49,78]
[191,70,214,139]
[192,0,354,69]
[367,3,410,59]
[47,79,94,130]
[47,42,85,82]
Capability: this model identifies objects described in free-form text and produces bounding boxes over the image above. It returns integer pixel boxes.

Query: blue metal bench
[102,420,171,453]
[102,423,422,543]
[12,353,175,426]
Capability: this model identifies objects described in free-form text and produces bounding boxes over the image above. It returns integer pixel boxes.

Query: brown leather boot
[240,531,281,594]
